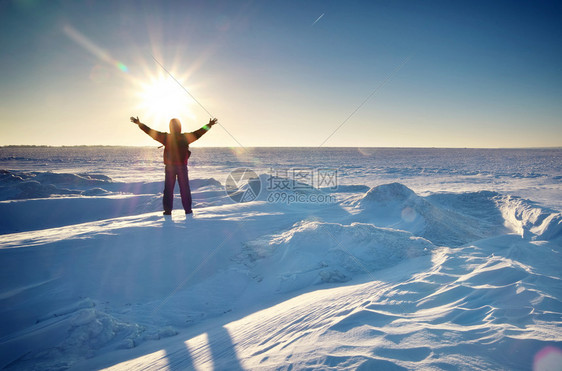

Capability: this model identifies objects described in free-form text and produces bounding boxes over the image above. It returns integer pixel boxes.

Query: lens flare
[63,25,128,74]
[534,346,562,371]
[117,62,128,73]
[401,206,417,223]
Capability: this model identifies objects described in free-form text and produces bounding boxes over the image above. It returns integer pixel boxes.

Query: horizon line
[1,144,561,150]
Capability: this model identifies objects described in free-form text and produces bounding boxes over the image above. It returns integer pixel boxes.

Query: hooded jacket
[138,119,210,165]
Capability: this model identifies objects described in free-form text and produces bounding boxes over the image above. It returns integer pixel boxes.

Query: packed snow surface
[0,147,561,370]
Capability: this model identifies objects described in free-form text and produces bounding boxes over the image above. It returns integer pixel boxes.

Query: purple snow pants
[163,164,192,213]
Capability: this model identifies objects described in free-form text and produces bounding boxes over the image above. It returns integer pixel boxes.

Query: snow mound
[238,221,434,292]
[354,183,506,246]
[359,182,417,204]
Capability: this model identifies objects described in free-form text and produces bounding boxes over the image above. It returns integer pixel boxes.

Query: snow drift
[238,221,434,292]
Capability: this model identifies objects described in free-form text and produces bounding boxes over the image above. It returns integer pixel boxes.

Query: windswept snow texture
[0,147,561,370]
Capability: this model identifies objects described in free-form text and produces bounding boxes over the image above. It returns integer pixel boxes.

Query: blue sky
[0,0,560,147]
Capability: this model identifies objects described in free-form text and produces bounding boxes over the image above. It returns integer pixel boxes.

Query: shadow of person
[206,325,244,370]
[161,346,196,371]
[160,325,244,370]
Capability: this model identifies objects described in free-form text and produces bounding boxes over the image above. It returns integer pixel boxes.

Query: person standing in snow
[130,116,217,215]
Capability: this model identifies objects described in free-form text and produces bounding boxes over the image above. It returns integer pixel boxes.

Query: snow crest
[497,195,562,241]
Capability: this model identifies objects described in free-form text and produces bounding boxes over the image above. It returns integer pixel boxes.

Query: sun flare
[136,75,196,128]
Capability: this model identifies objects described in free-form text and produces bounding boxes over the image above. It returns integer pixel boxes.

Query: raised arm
[130,116,166,145]
[185,118,218,144]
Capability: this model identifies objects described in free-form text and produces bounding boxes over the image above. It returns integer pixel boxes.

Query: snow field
[0,172,561,370]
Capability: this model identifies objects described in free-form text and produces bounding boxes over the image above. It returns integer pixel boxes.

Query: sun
[136,75,196,128]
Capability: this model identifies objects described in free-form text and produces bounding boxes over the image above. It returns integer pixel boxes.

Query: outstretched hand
[130,116,140,125]
[208,118,218,127]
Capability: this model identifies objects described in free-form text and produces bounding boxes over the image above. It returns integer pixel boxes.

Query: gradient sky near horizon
[1,0,561,148]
